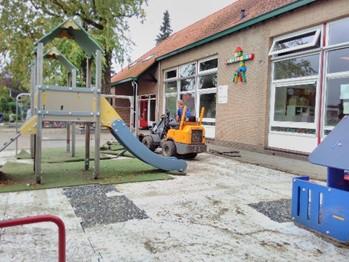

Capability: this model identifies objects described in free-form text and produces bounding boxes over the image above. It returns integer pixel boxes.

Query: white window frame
[269,78,319,135]
[163,56,218,125]
[198,56,218,75]
[179,62,197,79]
[272,51,321,83]
[323,45,349,132]
[164,67,178,81]
[138,93,157,124]
[269,26,322,56]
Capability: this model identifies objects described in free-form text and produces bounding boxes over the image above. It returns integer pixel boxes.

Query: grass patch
[16,148,119,163]
[0,159,171,193]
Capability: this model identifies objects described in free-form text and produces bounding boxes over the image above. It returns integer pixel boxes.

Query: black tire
[181,153,197,159]
[142,136,156,151]
[162,140,176,157]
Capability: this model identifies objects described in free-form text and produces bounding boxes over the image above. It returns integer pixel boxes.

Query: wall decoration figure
[227,47,254,84]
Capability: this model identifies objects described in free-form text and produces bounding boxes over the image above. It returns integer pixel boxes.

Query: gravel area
[249,199,291,223]
[63,184,148,228]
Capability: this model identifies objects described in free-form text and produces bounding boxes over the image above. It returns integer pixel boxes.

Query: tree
[0,0,147,94]
[156,10,172,44]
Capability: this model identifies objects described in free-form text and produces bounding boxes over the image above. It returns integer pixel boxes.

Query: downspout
[132,80,138,134]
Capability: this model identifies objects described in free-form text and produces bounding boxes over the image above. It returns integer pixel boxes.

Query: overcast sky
[115,0,234,71]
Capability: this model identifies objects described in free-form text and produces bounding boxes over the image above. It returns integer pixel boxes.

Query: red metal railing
[0,215,66,262]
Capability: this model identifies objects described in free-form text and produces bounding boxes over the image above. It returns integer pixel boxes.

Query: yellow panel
[19,116,37,135]
[100,97,122,128]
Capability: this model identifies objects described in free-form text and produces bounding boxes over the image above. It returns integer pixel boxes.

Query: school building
[111,0,349,154]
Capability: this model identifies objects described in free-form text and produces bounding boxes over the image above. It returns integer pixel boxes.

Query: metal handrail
[0,215,66,262]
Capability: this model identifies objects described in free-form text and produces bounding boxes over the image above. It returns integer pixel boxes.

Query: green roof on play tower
[44,47,78,71]
[36,18,103,57]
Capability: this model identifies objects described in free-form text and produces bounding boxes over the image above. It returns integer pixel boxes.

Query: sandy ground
[0,153,348,261]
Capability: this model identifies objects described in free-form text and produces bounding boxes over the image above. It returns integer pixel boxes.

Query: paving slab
[0,153,348,261]
[208,143,327,181]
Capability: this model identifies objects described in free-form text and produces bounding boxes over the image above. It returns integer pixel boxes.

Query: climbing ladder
[0,133,21,152]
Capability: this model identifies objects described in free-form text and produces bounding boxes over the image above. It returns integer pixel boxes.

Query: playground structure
[1,19,187,184]
[292,116,349,243]
[43,47,78,156]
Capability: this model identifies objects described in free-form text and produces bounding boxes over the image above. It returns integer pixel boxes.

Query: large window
[270,27,321,136]
[164,74,178,117]
[163,57,218,124]
[328,17,349,46]
[269,17,349,152]
[324,17,349,133]
[273,54,319,80]
[325,78,349,126]
[327,48,349,74]
[200,93,216,118]
[274,83,316,123]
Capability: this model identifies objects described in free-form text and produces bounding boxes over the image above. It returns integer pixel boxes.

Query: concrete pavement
[0,153,348,261]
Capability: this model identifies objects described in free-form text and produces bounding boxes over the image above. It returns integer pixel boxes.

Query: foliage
[0,86,16,121]
[156,10,173,44]
[0,0,147,93]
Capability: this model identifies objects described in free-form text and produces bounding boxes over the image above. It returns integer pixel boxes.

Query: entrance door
[268,80,319,153]
[139,95,156,129]
[139,99,148,129]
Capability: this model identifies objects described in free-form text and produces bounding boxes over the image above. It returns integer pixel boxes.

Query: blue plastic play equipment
[291,116,349,243]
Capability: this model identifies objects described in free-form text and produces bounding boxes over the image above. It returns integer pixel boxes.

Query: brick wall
[158,0,349,150]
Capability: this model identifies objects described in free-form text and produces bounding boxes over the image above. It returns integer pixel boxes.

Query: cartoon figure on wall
[227,47,254,84]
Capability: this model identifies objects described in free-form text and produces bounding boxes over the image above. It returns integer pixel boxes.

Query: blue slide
[110,119,187,173]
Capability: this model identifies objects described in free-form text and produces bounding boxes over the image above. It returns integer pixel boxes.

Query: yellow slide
[19,115,38,135]
[100,97,122,128]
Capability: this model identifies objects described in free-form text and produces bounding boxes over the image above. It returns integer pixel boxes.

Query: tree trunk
[102,50,112,94]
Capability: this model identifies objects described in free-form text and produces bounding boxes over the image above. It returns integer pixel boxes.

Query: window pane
[327,48,349,74]
[200,58,218,71]
[179,63,196,78]
[200,93,216,118]
[165,81,177,93]
[274,84,316,123]
[199,74,217,89]
[165,96,177,117]
[328,17,349,46]
[325,77,349,126]
[180,93,196,116]
[165,70,177,79]
[180,78,196,91]
[274,54,319,80]
[273,31,318,52]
